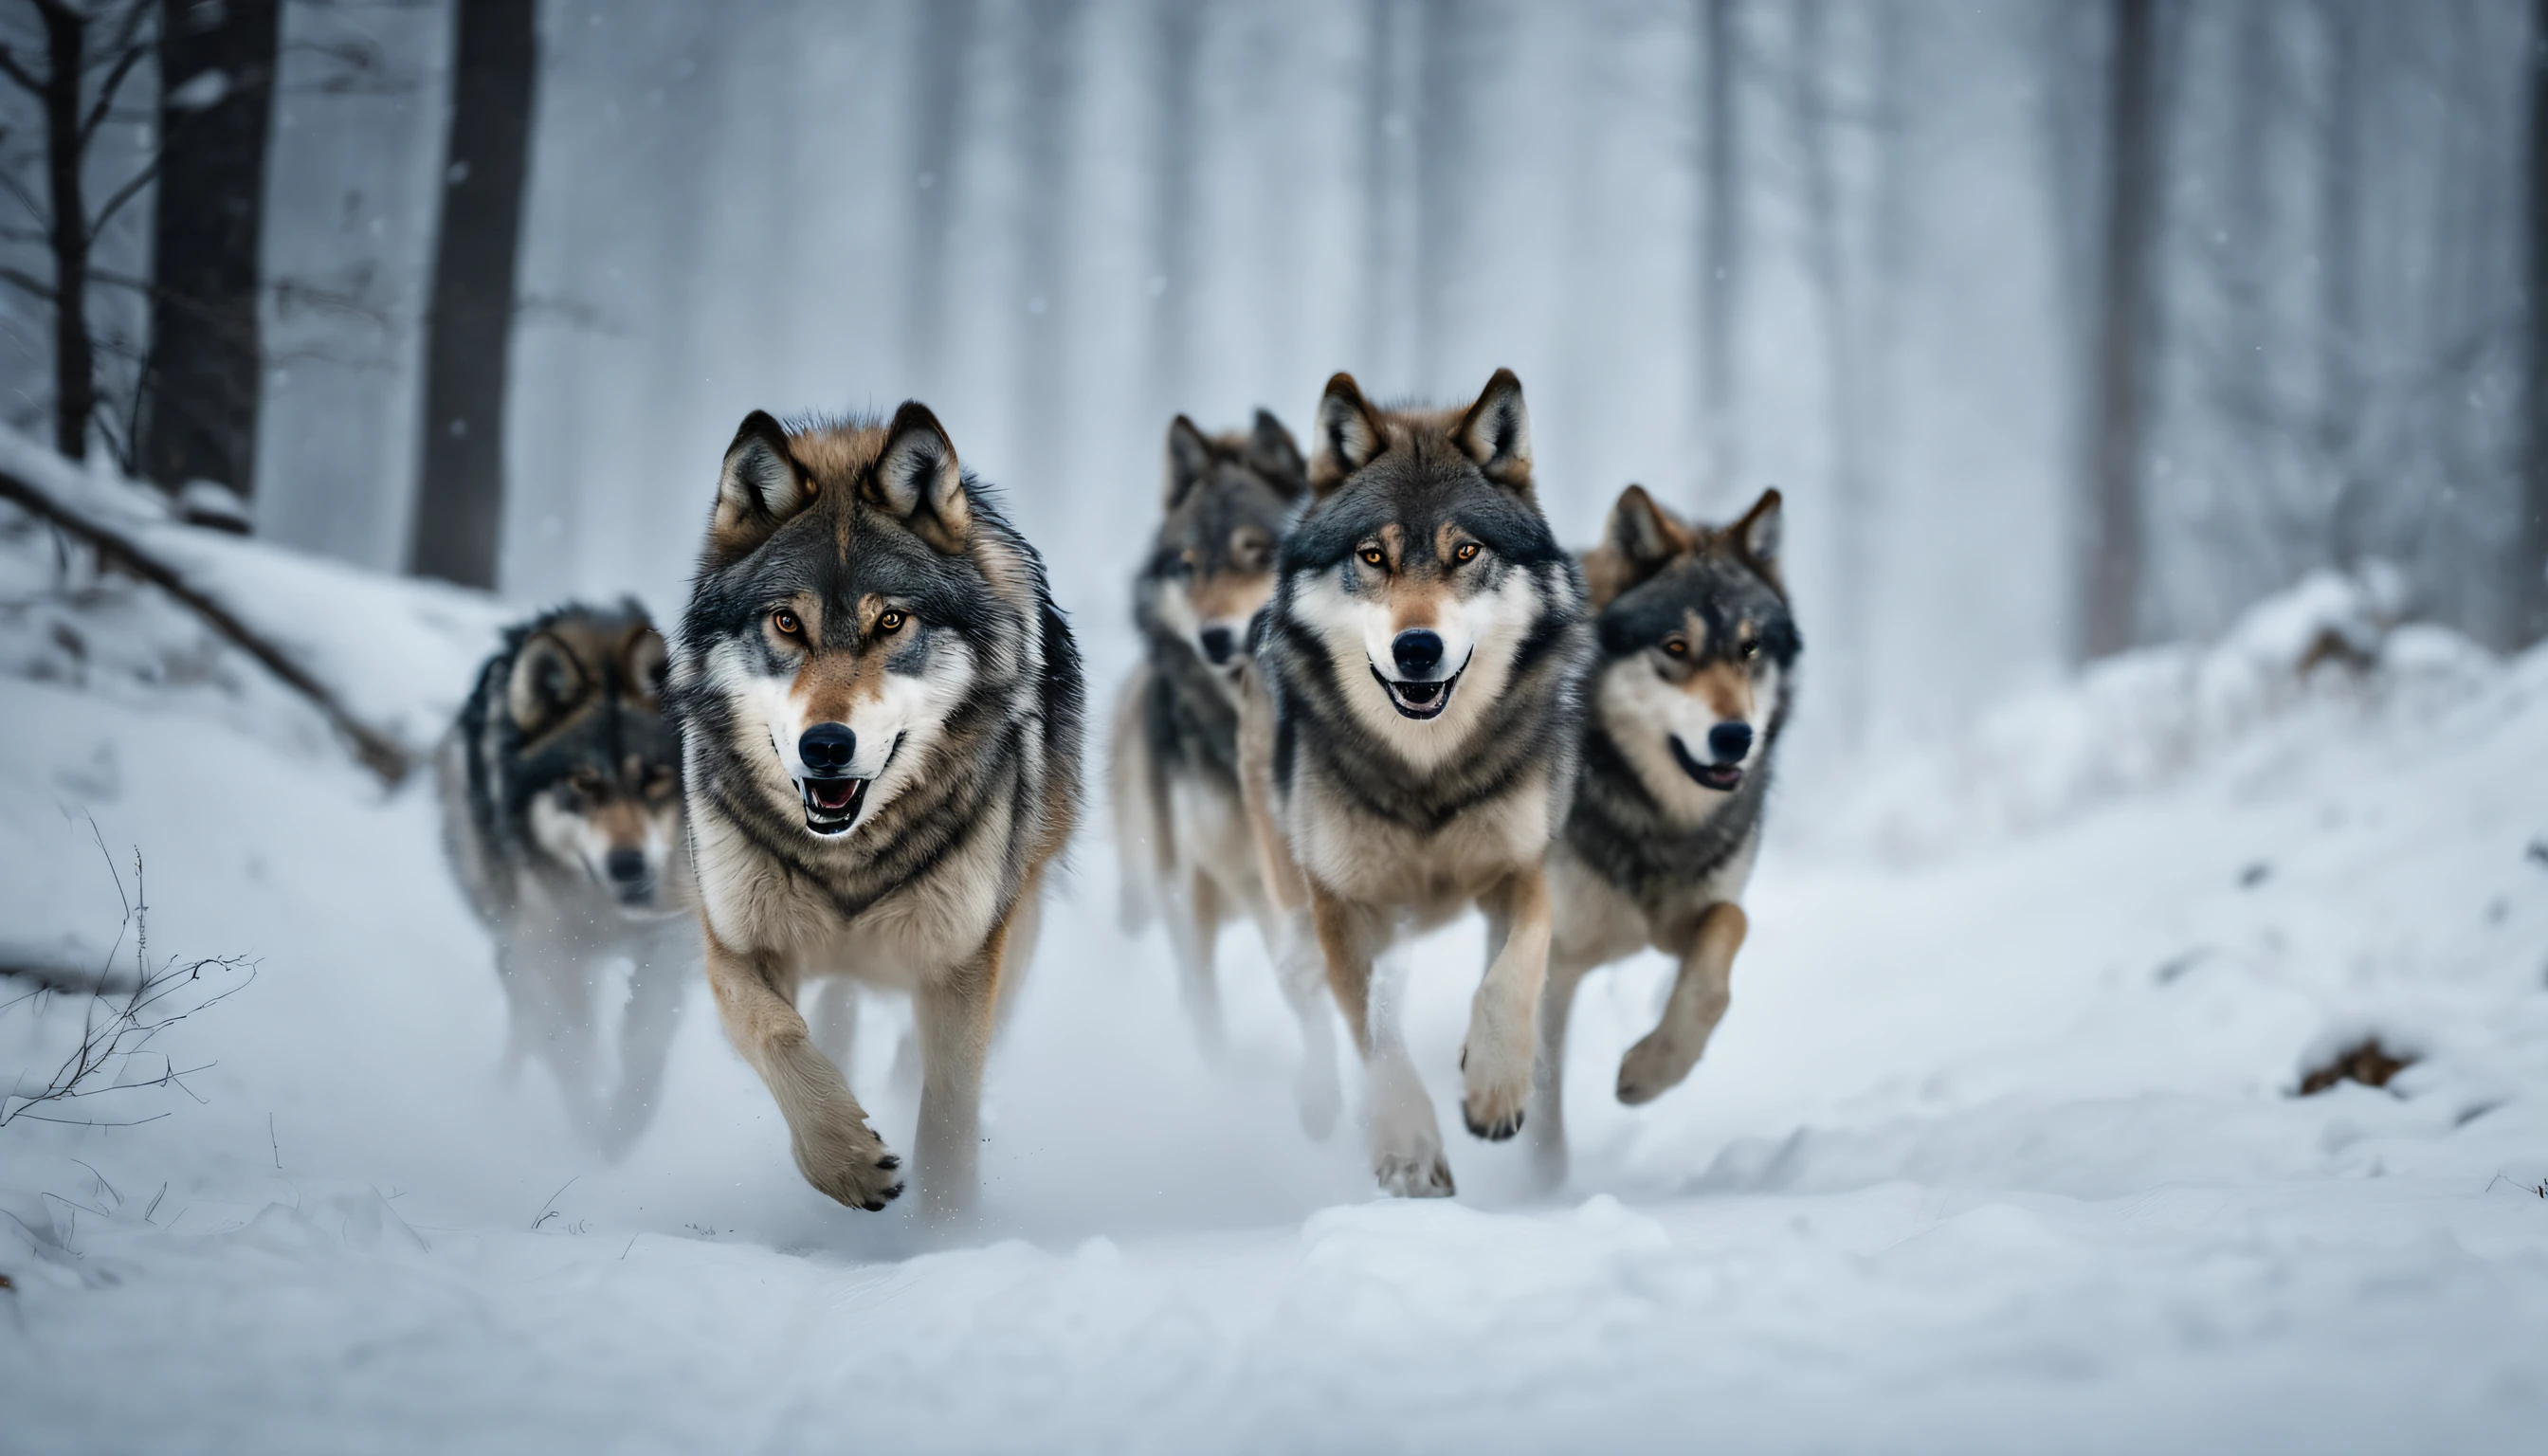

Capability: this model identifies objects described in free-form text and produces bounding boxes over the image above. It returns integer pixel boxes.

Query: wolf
[1526,483,1796,1189]
[667,402,1083,1221]
[437,601,697,1160]
[1244,369,1592,1196]
[1110,410,1341,1132]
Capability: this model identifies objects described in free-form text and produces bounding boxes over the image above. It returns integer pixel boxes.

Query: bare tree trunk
[1361,0,1413,384]
[1146,0,1199,415]
[1010,0,1080,496]
[2522,0,2548,642]
[902,0,974,400]
[1792,0,1866,743]
[1412,0,1466,392]
[2317,0,2365,566]
[2081,0,2162,661]
[1698,0,1743,494]
[409,0,536,589]
[137,0,278,509]
[35,0,94,462]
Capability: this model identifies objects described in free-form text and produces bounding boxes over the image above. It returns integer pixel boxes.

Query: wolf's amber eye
[1741,640,1760,660]
[771,610,802,638]
[878,610,906,633]
[1358,548,1385,568]
[1663,639,1688,658]
[1454,542,1481,563]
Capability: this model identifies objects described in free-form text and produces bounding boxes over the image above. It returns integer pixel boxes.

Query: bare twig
[1,846,255,1131]
[531,1176,578,1231]
[0,464,411,783]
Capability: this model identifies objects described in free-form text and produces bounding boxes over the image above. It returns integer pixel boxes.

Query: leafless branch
[85,152,164,240]
[76,4,155,151]
[0,265,55,302]
[1,847,255,1131]
[0,464,413,783]
[0,46,43,100]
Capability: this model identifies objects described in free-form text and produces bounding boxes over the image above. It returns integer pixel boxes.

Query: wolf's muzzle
[799,723,858,774]
[1199,626,1238,665]
[1670,730,1748,792]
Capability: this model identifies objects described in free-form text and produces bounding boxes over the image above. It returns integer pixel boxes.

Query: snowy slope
[2,495,2545,1453]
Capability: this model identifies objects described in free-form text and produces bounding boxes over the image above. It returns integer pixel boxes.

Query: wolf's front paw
[1375,1143,1456,1198]
[1615,1025,1706,1106]
[1459,1035,1531,1141]
[792,1119,905,1211]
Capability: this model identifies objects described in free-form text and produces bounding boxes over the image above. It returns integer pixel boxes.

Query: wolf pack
[438,369,1796,1226]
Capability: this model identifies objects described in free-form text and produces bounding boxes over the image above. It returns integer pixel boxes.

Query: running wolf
[668,403,1083,1221]
[1244,370,1592,1196]
[1527,484,1796,1189]
[1111,410,1341,1133]
[438,601,696,1159]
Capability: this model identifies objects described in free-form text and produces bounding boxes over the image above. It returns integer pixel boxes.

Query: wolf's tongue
[810,779,856,810]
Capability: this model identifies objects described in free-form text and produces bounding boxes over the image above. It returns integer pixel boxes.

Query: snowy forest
[3,1,2546,1450]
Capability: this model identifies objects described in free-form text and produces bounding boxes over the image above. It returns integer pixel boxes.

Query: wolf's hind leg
[1527,956,1593,1192]
[912,871,1040,1228]
[702,934,902,1211]
[1315,884,1450,1197]
[1617,902,1746,1105]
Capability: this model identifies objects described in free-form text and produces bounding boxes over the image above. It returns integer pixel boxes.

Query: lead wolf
[1111,410,1341,1134]
[437,601,696,1159]
[668,403,1083,1221]
[1245,370,1592,1196]
[1528,484,1796,1189]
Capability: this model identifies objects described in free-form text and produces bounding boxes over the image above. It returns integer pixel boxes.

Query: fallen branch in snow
[0,464,410,785]
[1,841,255,1130]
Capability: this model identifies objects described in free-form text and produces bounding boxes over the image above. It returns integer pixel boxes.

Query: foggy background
[3,0,2539,773]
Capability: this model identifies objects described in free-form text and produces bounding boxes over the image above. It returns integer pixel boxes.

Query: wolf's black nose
[1392,629,1444,677]
[606,847,647,883]
[1199,626,1236,664]
[1708,721,1754,764]
[799,723,858,774]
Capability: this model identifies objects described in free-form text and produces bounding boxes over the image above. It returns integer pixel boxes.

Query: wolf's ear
[708,411,810,565]
[1164,414,1214,510]
[507,631,591,737]
[868,400,971,554]
[624,624,668,707]
[1586,484,1690,609]
[1246,409,1308,498]
[1310,373,1388,498]
[1731,487,1783,585]
[1453,368,1532,493]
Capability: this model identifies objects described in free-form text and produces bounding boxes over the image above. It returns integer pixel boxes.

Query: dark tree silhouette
[409,0,536,589]
[2524,0,2548,642]
[0,0,155,464]
[2080,0,2163,661]
[136,0,278,512]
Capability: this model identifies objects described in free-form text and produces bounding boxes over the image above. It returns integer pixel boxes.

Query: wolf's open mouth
[798,775,870,835]
[1372,665,1463,720]
[1669,735,1744,792]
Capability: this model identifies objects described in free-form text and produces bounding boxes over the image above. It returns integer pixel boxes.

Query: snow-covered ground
[4,472,2546,1453]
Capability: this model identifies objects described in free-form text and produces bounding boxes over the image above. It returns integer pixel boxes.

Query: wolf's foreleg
[702,933,903,1211]
[1617,901,1746,1104]
[595,927,694,1161]
[1261,904,1341,1138]
[1462,866,1552,1141]
[1526,955,1593,1192]
[1314,883,1452,1196]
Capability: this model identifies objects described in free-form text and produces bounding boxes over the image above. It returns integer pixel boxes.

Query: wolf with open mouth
[667,403,1083,1222]
[1528,482,1796,1191]
[1242,369,1592,1197]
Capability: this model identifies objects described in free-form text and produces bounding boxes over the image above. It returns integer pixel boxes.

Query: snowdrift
[2,451,2545,1453]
